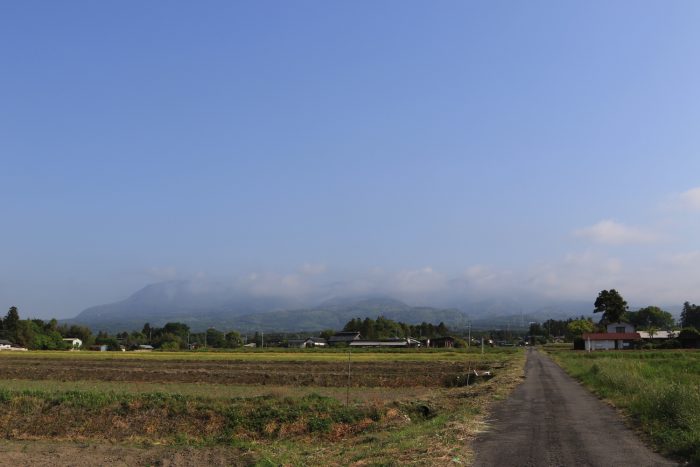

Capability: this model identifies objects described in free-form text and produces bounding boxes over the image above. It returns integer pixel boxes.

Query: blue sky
[2,1,700,318]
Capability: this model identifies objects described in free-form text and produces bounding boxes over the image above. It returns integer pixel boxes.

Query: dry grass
[0,348,526,465]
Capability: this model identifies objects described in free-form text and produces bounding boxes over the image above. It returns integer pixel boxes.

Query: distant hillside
[64,280,599,333]
[64,282,470,332]
[65,280,301,332]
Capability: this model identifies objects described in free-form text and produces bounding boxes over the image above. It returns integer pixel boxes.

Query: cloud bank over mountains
[4,186,700,319]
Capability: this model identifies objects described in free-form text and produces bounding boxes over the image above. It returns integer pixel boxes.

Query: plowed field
[0,355,494,387]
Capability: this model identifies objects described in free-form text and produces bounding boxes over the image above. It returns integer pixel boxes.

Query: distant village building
[62,338,82,349]
[304,337,328,347]
[349,337,420,348]
[421,336,456,348]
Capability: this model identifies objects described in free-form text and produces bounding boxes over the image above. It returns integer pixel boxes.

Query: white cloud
[573,220,657,245]
[659,251,700,267]
[299,263,327,276]
[387,267,448,296]
[527,251,625,300]
[678,187,700,210]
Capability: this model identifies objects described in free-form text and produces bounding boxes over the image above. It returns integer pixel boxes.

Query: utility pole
[346,350,351,406]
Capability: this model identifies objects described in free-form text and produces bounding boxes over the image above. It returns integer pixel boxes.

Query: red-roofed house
[583,322,640,351]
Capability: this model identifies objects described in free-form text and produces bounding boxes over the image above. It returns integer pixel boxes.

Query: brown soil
[0,357,488,387]
[0,440,252,466]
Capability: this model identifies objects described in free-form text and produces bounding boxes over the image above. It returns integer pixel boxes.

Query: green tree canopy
[567,319,595,338]
[626,306,675,330]
[206,328,226,348]
[224,331,242,348]
[594,289,628,324]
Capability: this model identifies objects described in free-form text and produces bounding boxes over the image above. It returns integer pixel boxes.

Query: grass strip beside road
[545,347,700,465]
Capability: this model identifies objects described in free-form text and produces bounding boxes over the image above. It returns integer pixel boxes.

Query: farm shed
[637,330,678,340]
[582,332,640,351]
[0,339,12,350]
[349,338,418,348]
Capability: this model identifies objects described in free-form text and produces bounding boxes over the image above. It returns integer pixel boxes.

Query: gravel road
[473,348,678,467]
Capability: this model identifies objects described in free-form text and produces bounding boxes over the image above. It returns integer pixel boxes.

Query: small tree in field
[567,319,595,338]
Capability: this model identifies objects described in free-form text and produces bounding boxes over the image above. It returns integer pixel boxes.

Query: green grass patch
[547,349,700,464]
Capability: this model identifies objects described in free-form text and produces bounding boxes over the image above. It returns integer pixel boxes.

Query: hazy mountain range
[62,280,605,333]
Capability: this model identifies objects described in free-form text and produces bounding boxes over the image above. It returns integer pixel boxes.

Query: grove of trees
[342,316,449,340]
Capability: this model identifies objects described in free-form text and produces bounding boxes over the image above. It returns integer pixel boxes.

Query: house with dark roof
[0,339,12,350]
[287,337,328,348]
[328,331,361,346]
[305,337,328,347]
[583,322,640,351]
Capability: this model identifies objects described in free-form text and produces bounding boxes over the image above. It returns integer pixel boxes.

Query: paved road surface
[473,348,678,467]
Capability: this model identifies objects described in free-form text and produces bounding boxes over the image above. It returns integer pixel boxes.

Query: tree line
[0,306,459,351]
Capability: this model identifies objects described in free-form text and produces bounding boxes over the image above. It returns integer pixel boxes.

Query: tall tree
[4,306,20,332]
[681,302,700,329]
[3,307,20,341]
[594,289,628,324]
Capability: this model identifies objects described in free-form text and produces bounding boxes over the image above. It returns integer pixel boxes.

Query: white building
[637,330,678,340]
[583,322,640,351]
